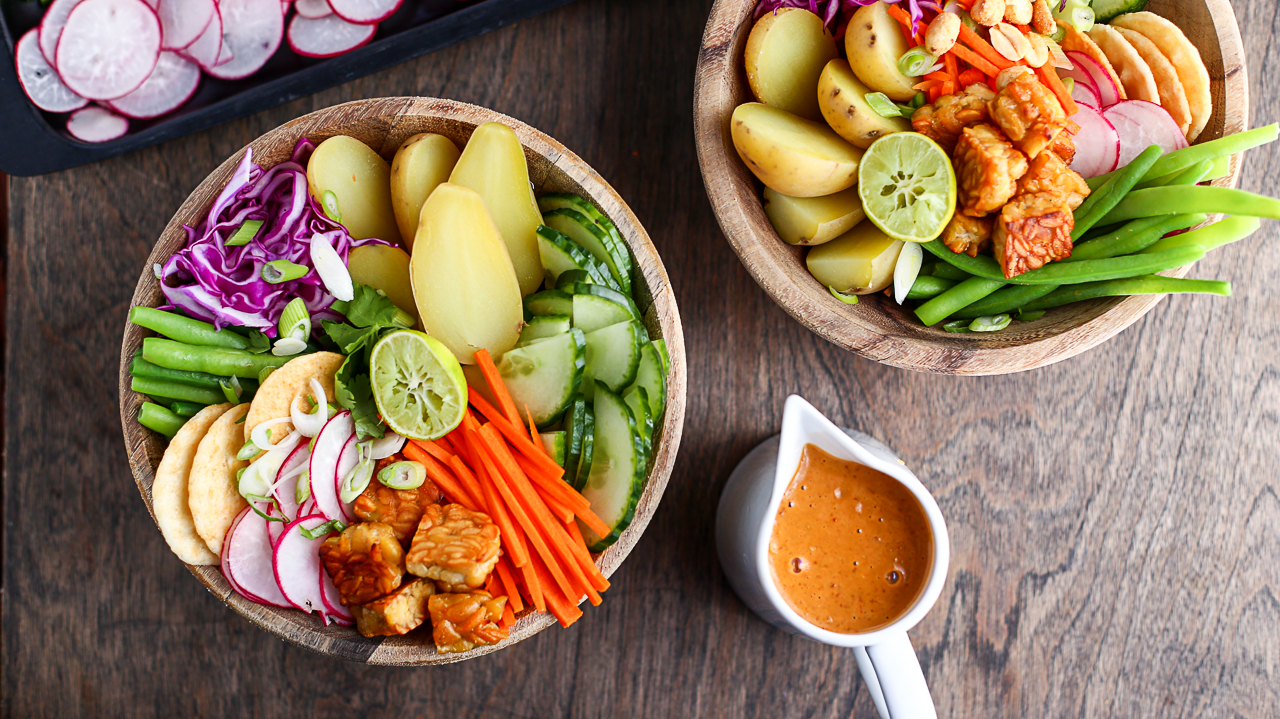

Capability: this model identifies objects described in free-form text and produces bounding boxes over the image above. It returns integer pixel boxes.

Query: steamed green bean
[139,402,186,440]
[142,338,292,379]
[1019,276,1232,312]
[906,275,958,301]
[131,376,227,405]
[1142,215,1262,254]
[916,277,1006,326]
[1073,145,1164,240]
[128,307,251,350]
[1098,186,1280,226]
[1086,123,1279,190]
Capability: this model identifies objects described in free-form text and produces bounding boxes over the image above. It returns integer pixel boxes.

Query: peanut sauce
[768,444,932,634]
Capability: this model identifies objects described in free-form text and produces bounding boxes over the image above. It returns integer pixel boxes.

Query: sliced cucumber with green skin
[496,328,585,427]
[633,341,667,423]
[524,290,574,319]
[571,282,640,333]
[555,269,594,291]
[573,404,595,491]
[580,383,645,551]
[536,225,618,291]
[652,338,670,373]
[540,431,568,468]
[1091,0,1146,23]
[543,209,632,296]
[518,315,571,346]
[563,395,586,484]
[583,321,643,402]
[537,193,631,281]
[623,385,653,457]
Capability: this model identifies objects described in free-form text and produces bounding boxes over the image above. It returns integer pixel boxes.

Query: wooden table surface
[4,0,1279,716]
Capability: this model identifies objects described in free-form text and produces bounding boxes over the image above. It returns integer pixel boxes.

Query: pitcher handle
[856,630,937,719]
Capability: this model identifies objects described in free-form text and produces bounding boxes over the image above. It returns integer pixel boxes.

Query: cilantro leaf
[331,329,388,441]
[333,283,406,329]
[243,329,272,354]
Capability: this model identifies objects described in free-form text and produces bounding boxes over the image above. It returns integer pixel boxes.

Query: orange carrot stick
[526,405,540,448]
[950,43,1000,77]
[518,560,545,613]
[944,51,959,82]
[465,443,530,568]
[883,3,917,45]
[924,70,950,83]
[446,456,487,514]
[957,24,1013,71]
[530,553,582,627]
[500,601,515,628]
[957,67,985,87]
[495,558,525,614]
[473,349,523,427]
[1035,63,1078,116]
[565,519,611,593]
[403,443,480,510]
[410,438,455,464]
[913,79,940,91]
[470,393,564,477]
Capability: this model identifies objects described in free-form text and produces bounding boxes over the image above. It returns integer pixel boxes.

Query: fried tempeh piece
[429,591,510,653]
[941,213,996,257]
[988,71,1069,160]
[351,578,436,637]
[994,192,1076,278]
[353,453,443,544]
[407,503,502,593]
[954,123,1028,216]
[912,83,996,155]
[319,522,405,606]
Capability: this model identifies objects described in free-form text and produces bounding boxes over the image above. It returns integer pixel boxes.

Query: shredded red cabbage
[160,138,388,337]
[754,0,938,38]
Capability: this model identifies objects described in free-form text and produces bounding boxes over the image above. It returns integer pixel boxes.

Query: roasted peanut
[1004,0,1032,25]
[1031,0,1057,34]
[1024,32,1050,68]
[970,0,1005,26]
[990,23,1029,61]
[925,13,961,57]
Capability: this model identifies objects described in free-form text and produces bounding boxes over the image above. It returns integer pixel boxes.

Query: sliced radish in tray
[287,14,375,59]
[273,514,330,613]
[224,506,292,607]
[221,509,265,602]
[206,0,284,80]
[181,4,225,69]
[1069,104,1120,178]
[320,564,354,624]
[157,0,216,50]
[1104,100,1188,170]
[308,411,354,521]
[66,105,129,142]
[1072,80,1101,110]
[295,0,333,19]
[106,51,200,118]
[1063,51,1121,108]
[38,0,86,68]
[326,0,400,24]
[55,0,162,100]
[333,433,358,522]
[15,29,88,112]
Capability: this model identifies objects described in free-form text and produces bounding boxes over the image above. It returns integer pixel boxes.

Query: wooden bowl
[694,0,1247,375]
[118,98,687,665]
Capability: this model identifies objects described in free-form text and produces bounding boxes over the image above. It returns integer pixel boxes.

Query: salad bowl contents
[696,0,1262,374]
[120,97,685,664]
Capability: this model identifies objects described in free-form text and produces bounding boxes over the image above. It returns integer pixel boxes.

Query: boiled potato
[818,59,912,149]
[307,136,402,245]
[731,103,864,198]
[348,245,419,326]
[806,221,904,294]
[449,123,544,296]
[845,3,917,101]
[410,183,523,364]
[764,186,865,246]
[744,8,840,121]
[390,133,460,249]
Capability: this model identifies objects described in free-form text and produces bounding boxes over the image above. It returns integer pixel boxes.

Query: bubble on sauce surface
[886,570,901,584]
[790,557,808,573]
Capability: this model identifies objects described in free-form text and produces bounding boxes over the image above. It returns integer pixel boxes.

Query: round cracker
[1089,24,1160,105]
[1061,21,1127,101]
[152,403,233,565]
[1112,25,1192,136]
[244,351,345,443]
[1111,11,1213,141]
[189,403,251,556]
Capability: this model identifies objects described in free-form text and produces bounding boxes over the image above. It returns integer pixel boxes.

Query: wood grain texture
[5,0,1279,715]
[694,0,1248,374]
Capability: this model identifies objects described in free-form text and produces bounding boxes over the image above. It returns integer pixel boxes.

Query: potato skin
[306,135,402,245]
[818,59,912,149]
[844,3,918,101]
[390,133,460,249]
[347,245,419,326]
[744,8,839,121]
[805,221,905,294]
[730,102,863,198]
[763,186,865,246]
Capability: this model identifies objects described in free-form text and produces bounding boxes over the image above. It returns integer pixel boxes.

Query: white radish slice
[273,514,330,613]
[319,563,354,624]
[105,52,200,119]
[1071,80,1101,110]
[66,105,129,143]
[287,13,375,57]
[15,29,88,112]
[326,0,399,24]
[56,0,162,100]
[1069,104,1120,178]
[224,506,292,607]
[1103,100,1189,170]
[157,0,216,50]
[294,0,333,19]
[308,411,354,521]
[1063,51,1120,108]
[205,0,284,80]
[221,509,265,602]
[333,434,358,522]
[181,3,224,68]
[38,0,86,68]
[272,443,310,525]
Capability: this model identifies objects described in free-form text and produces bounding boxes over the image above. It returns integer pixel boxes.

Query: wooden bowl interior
[118,97,686,665]
[694,0,1247,374]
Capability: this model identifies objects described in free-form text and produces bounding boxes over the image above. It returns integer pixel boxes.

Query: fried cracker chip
[1111,11,1212,141]
[189,403,251,556]
[152,403,232,565]
[1089,24,1159,104]
[244,351,344,444]
[1112,25,1192,136]
[1061,21,1126,100]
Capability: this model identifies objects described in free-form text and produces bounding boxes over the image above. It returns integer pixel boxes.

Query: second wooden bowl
[694,0,1248,375]
[118,97,687,665]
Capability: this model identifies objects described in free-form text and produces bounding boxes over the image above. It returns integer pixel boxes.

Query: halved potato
[844,2,917,101]
[731,103,864,198]
[744,8,840,121]
[805,221,904,294]
[390,133,460,248]
[764,186,865,246]
[818,59,912,149]
[348,245,419,326]
[307,136,402,245]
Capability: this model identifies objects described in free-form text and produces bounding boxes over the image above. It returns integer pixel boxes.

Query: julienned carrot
[951,43,1001,77]
[957,24,1013,71]
[403,443,480,510]
[518,561,545,612]
[473,349,523,427]
[914,79,941,91]
[411,438,455,465]
[466,442,530,569]
[883,3,916,45]
[530,553,583,627]
[924,70,950,83]
[1036,63,1078,116]
[940,79,954,97]
[526,405,540,448]
[495,558,524,614]
[500,601,515,629]
[958,67,985,87]
[944,51,959,82]
[469,393,564,477]
[447,455,487,515]
[564,518,610,594]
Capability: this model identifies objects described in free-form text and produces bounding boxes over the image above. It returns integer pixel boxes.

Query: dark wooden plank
[5,0,1280,717]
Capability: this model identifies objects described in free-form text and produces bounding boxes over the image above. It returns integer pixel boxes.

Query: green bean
[1142,215,1261,254]
[1006,246,1205,285]
[1204,154,1232,183]
[1098,186,1280,226]
[1019,275,1232,312]
[952,284,1057,319]
[131,376,227,405]
[169,401,207,418]
[130,357,225,390]
[922,240,1005,280]
[139,402,187,440]
[128,307,251,350]
[1134,160,1213,190]
[1073,145,1164,240]
[1071,214,1205,261]
[142,338,292,379]
[930,262,972,281]
[1086,123,1279,190]
[907,275,958,301]
[916,277,1007,326]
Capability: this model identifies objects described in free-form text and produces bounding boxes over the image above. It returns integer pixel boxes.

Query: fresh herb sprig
[322,283,415,440]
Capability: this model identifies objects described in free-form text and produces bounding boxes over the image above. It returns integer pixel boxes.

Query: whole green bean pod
[142,338,293,379]
[1134,160,1213,190]
[906,275,958,301]
[921,240,1006,281]
[1073,145,1164,240]
[1086,123,1279,190]
[131,376,227,405]
[929,263,973,282]
[129,307,251,350]
[951,284,1057,319]
[916,277,1007,326]
[1070,214,1205,261]
[1004,246,1205,285]
[1142,215,1261,254]
[169,401,207,418]
[130,357,227,390]
[139,402,187,440]
[1019,276,1232,312]
[1099,186,1280,226]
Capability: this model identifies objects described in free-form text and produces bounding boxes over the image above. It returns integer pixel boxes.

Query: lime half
[857,133,956,243]
[370,330,467,440]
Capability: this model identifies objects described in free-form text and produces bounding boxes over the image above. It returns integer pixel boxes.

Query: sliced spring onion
[261,259,309,284]
[897,47,937,78]
[911,93,927,109]
[225,219,264,247]
[1045,35,1071,68]
[251,416,292,450]
[1069,5,1094,31]
[301,519,346,540]
[153,263,163,279]
[1061,76,1074,95]
[893,242,924,305]
[236,439,259,461]
[339,442,375,503]
[969,314,1012,332]
[258,366,275,385]
[238,431,302,499]
[310,233,354,302]
[295,470,311,504]
[291,379,331,437]
[321,190,342,223]
[865,92,902,118]
[219,376,243,404]
[271,337,308,357]
[278,298,311,340]
[943,320,972,333]
[368,431,406,460]
[245,495,286,522]
[377,461,426,490]
[959,9,977,31]
[829,286,859,304]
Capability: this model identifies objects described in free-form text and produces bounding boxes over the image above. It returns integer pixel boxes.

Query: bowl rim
[118,96,687,665]
[693,0,1249,375]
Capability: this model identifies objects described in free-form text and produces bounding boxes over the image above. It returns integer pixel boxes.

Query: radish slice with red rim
[319,563,354,624]
[38,0,86,68]
[205,0,284,80]
[1069,104,1120,178]
[56,0,162,100]
[1103,100,1188,170]
[294,0,333,19]
[308,410,354,521]
[326,0,399,24]
[1063,51,1121,108]
[106,51,200,119]
[224,506,292,607]
[273,514,331,613]
[66,105,129,142]
[333,433,359,522]
[287,13,375,57]
[271,443,310,524]
[181,4,224,69]
[15,29,88,113]
[157,0,216,50]
[1071,80,1101,110]
[221,509,266,603]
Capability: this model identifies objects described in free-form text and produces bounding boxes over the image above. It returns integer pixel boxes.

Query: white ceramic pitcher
[715,395,950,719]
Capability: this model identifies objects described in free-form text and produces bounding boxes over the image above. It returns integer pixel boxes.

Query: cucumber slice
[652,338,670,373]
[633,342,667,422]
[570,282,640,333]
[563,395,586,483]
[573,404,595,491]
[536,225,618,290]
[580,384,645,551]
[496,328,585,427]
[583,321,643,400]
[537,193,631,279]
[623,385,653,457]
[555,269,594,291]
[524,290,574,319]
[540,431,568,468]
[518,315,571,346]
[1087,0,1143,23]
[543,209,632,295]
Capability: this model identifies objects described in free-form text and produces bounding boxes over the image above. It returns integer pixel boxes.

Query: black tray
[0,0,576,176]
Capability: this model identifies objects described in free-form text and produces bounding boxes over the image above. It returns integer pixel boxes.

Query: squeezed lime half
[369,330,467,440]
[858,133,957,243]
